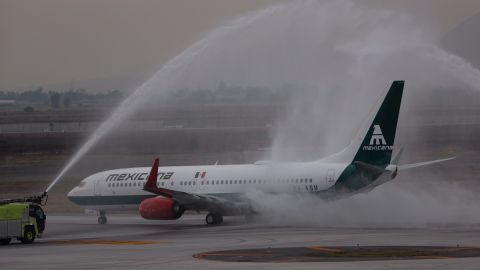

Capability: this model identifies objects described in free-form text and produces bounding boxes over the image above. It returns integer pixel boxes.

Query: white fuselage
[68,161,347,211]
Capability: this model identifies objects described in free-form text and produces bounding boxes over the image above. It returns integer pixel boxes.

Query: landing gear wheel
[206,213,223,225]
[21,226,35,244]
[98,215,107,224]
[0,238,11,245]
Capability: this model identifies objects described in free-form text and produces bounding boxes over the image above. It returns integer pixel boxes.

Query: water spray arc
[45,5,283,193]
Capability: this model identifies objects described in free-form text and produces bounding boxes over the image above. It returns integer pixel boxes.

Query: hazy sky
[1,0,480,91]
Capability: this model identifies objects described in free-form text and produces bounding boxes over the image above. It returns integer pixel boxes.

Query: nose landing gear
[98,210,107,224]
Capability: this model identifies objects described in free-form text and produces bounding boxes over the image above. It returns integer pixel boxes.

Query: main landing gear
[98,210,107,224]
[205,212,223,225]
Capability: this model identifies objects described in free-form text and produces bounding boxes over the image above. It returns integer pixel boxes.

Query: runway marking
[415,256,452,259]
[44,239,164,246]
[307,246,342,252]
[199,252,270,256]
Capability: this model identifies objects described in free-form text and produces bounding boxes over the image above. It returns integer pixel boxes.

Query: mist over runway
[2,214,480,270]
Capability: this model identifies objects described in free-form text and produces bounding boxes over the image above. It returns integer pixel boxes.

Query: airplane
[67,81,454,225]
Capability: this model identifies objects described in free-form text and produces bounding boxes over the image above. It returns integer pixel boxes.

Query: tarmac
[1,214,480,270]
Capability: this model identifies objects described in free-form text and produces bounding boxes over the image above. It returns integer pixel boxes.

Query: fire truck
[0,194,47,245]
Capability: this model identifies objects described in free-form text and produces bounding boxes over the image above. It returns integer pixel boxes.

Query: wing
[143,158,245,215]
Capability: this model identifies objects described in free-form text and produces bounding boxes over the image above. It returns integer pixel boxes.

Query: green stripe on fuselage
[68,195,155,206]
[68,193,247,206]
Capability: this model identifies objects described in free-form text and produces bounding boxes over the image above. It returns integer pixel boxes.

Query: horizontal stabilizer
[398,157,455,171]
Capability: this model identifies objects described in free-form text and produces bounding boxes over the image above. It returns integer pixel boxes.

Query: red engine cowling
[139,197,184,220]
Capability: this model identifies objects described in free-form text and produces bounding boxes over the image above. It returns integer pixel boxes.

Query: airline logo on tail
[370,125,386,146]
[363,125,393,151]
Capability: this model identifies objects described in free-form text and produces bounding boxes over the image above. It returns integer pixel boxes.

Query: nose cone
[67,187,79,203]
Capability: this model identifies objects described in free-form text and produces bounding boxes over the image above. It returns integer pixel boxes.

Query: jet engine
[139,197,184,220]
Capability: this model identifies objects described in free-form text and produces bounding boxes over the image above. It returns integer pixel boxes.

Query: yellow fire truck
[0,195,47,245]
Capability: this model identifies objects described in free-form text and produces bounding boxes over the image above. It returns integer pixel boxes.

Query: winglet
[144,158,159,192]
[143,158,173,197]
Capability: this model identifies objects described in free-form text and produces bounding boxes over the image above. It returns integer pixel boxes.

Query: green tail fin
[352,81,404,168]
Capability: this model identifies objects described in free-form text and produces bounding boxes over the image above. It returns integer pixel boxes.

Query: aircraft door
[93,179,102,196]
[326,169,336,184]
